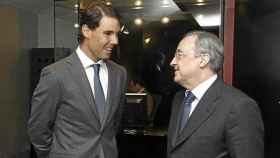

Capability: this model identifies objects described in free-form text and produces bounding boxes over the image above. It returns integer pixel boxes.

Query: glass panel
[54,0,79,51]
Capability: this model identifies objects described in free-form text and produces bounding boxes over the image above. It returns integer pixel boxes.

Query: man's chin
[102,53,111,60]
[105,54,111,59]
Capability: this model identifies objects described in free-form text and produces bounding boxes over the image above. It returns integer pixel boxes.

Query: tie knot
[184,91,195,105]
[93,64,100,74]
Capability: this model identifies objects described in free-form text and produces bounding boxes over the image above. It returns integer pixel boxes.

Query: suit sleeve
[28,68,61,158]
[225,99,264,158]
[114,67,127,134]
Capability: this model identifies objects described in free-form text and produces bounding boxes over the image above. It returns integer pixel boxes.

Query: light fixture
[161,16,170,24]
[162,0,169,5]
[144,37,151,44]
[106,1,112,6]
[74,23,80,28]
[194,14,221,27]
[120,25,130,35]
[120,25,125,32]
[161,5,170,8]
[74,3,79,14]
[197,0,205,3]
[74,4,79,8]
[123,30,130,35]
[134,0,142,6]
[195,3,206,6]
[134,18,143,26]
[132,6,144,10]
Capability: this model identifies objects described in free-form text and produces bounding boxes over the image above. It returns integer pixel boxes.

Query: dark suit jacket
[28,53,127,158]
[168,78,264,158]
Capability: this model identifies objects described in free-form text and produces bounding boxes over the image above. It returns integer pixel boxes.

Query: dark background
[234,0,280,157]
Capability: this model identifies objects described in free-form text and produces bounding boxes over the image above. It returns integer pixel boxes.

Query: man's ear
[81,24,91,38]
[199,54,210,67]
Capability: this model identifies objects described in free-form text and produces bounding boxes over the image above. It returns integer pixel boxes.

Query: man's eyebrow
[103,30,114,34]
[176,49,183,53]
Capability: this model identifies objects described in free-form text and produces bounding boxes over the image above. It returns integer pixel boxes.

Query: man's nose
[170,57,176,67]
[111,34,118,45]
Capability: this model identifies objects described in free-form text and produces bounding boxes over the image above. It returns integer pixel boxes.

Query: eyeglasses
[174,50,188,60]
[174,49,200,60]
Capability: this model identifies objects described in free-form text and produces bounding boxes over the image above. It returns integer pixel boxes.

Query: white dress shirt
[188,74,218,116]
[76,46,108,100]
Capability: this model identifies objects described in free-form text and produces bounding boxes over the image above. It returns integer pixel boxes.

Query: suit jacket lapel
[65,53,101,127]
[175,79,223,147]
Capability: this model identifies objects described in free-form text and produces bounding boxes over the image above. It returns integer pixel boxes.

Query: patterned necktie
[93,64,106,120]
[179,91,196,133]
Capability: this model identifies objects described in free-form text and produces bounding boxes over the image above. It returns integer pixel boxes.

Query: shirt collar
[76,46,105,69]
[189,74,217,100]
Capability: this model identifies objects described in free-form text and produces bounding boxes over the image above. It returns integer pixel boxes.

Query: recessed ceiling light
[74,23,79,28]
[162,0,169,5]
[132,6,144,10]
[134,18,143,26]
[195,2,206,6]
[194,14,221,27]
[144,37,151,44]
[161,16,170,24]
[197,0,205,3]
[106,1,112,6]
[134,0,142,6]
[74,4,79,8]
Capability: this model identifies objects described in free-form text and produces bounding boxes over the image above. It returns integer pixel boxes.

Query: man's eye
[104,31,113,35]
[104,32,111,35]
[176,53,183,57]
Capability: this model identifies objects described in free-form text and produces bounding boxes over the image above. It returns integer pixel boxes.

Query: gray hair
[185,31,224,72]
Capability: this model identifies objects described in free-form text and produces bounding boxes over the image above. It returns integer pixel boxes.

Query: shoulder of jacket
[42,56,71,75]
[107,60,126,73]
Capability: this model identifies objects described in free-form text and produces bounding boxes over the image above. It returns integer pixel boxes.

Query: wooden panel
[223,0,235,85]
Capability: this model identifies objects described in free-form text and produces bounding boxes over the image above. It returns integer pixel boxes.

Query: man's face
[84,16,120,62]
[170,36,202,86]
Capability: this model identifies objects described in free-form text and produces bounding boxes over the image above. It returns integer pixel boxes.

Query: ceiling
[55,0,221,27]
[0,0,221,27]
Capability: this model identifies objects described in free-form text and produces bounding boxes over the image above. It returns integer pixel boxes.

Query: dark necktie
[179,91,195,132]
[93,64,106,120]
